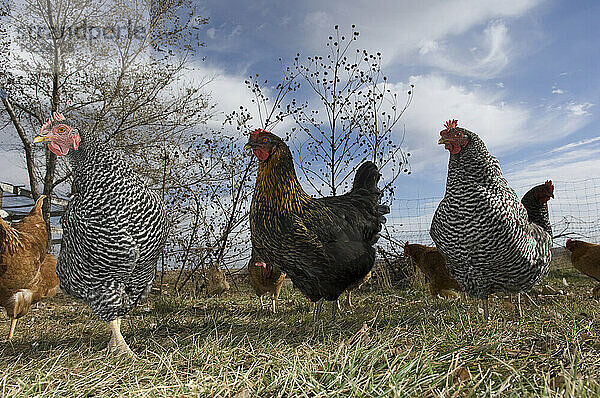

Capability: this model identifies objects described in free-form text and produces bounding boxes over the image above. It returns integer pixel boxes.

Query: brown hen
[565,239,600,297]
[0,195,59,339]
[248,249,286,313]
[403,242,461,298]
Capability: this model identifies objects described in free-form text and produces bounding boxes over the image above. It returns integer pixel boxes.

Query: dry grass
[1,264,600,397]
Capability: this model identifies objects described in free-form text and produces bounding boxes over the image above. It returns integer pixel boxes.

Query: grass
[1,266,600,397]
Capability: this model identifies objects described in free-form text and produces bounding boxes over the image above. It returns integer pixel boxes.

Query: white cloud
[206,28,217,39]
[415,20,512,79]
[567,102,593,116]
[418,40,439,55]
[296,0,544,77]
[496,82,505,88]
[552,88,564,94]
[280,16,291,26]
[547,136,600,155]
[385,74,594,181]
[229,25,243,38]
[303,11,331,30]
[172,61,297,136]
[505,146,600,189]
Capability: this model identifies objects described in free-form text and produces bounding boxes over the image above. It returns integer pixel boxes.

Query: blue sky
[1,0,598,201]
[191,0,599,199]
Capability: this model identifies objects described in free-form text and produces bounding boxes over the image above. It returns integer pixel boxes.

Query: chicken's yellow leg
[107,317,135,358]
[8,318,17,340]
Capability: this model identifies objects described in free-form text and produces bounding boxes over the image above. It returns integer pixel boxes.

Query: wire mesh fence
[383,177,600,249]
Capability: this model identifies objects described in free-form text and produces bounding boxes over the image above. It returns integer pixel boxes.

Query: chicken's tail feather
[351,161,390,238]
[32,195,46,215]
[351,161,381,193]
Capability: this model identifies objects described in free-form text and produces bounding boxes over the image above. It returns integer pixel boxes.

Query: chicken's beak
[33,134,51,143]
[438,137,447,145]
[244,141,257,151]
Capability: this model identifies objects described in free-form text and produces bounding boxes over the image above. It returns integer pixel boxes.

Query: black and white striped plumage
[57,135,168,322]
[430,120,552,299]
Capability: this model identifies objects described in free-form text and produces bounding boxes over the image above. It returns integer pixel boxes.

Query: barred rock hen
[0,196,59,339]
[34,112,167,356]
[248,249,286,313]
[246,129,388,322]
[430,120,553,320]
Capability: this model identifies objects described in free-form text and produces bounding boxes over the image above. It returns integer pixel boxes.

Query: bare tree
[290,25,412,198]
[0,0,212,245]
[163,125,256,293]
[242,25,412,199]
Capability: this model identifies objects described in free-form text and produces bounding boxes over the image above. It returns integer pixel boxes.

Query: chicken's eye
[262,137,269,142]
[455,131,463,138]
[56,126,66,134]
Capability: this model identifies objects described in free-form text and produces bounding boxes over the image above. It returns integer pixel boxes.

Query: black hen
[246,129,388,322]
[521,180,554,236]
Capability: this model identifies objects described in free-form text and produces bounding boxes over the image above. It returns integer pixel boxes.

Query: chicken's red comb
[443,119,458,131]
[566,238,572,246]
[40,112,66,134]
[545,180,554,192]
[255,262,267,268]
[404,241,409,248]
[250,128,269,139]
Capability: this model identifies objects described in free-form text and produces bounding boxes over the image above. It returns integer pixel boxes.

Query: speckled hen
[246,129,388,323]
[430,120,553,319]
[34,112,167,356]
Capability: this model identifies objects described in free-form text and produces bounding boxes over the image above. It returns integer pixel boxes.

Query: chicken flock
[1,115,597,357]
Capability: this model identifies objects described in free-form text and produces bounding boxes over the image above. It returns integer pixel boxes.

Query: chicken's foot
[108,317,135,358]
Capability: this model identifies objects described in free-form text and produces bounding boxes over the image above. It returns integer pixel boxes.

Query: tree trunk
[1,96,39,198]
[43,0,60,248]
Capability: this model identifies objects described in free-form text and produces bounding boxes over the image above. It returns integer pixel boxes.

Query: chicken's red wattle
[445,143,462,155]
[253,148,269,161]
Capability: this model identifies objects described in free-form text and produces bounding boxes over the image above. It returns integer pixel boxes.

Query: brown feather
[566,239,600,281]
[248,258,286,300]
[0,195,58,337]
[404,243,462,297]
